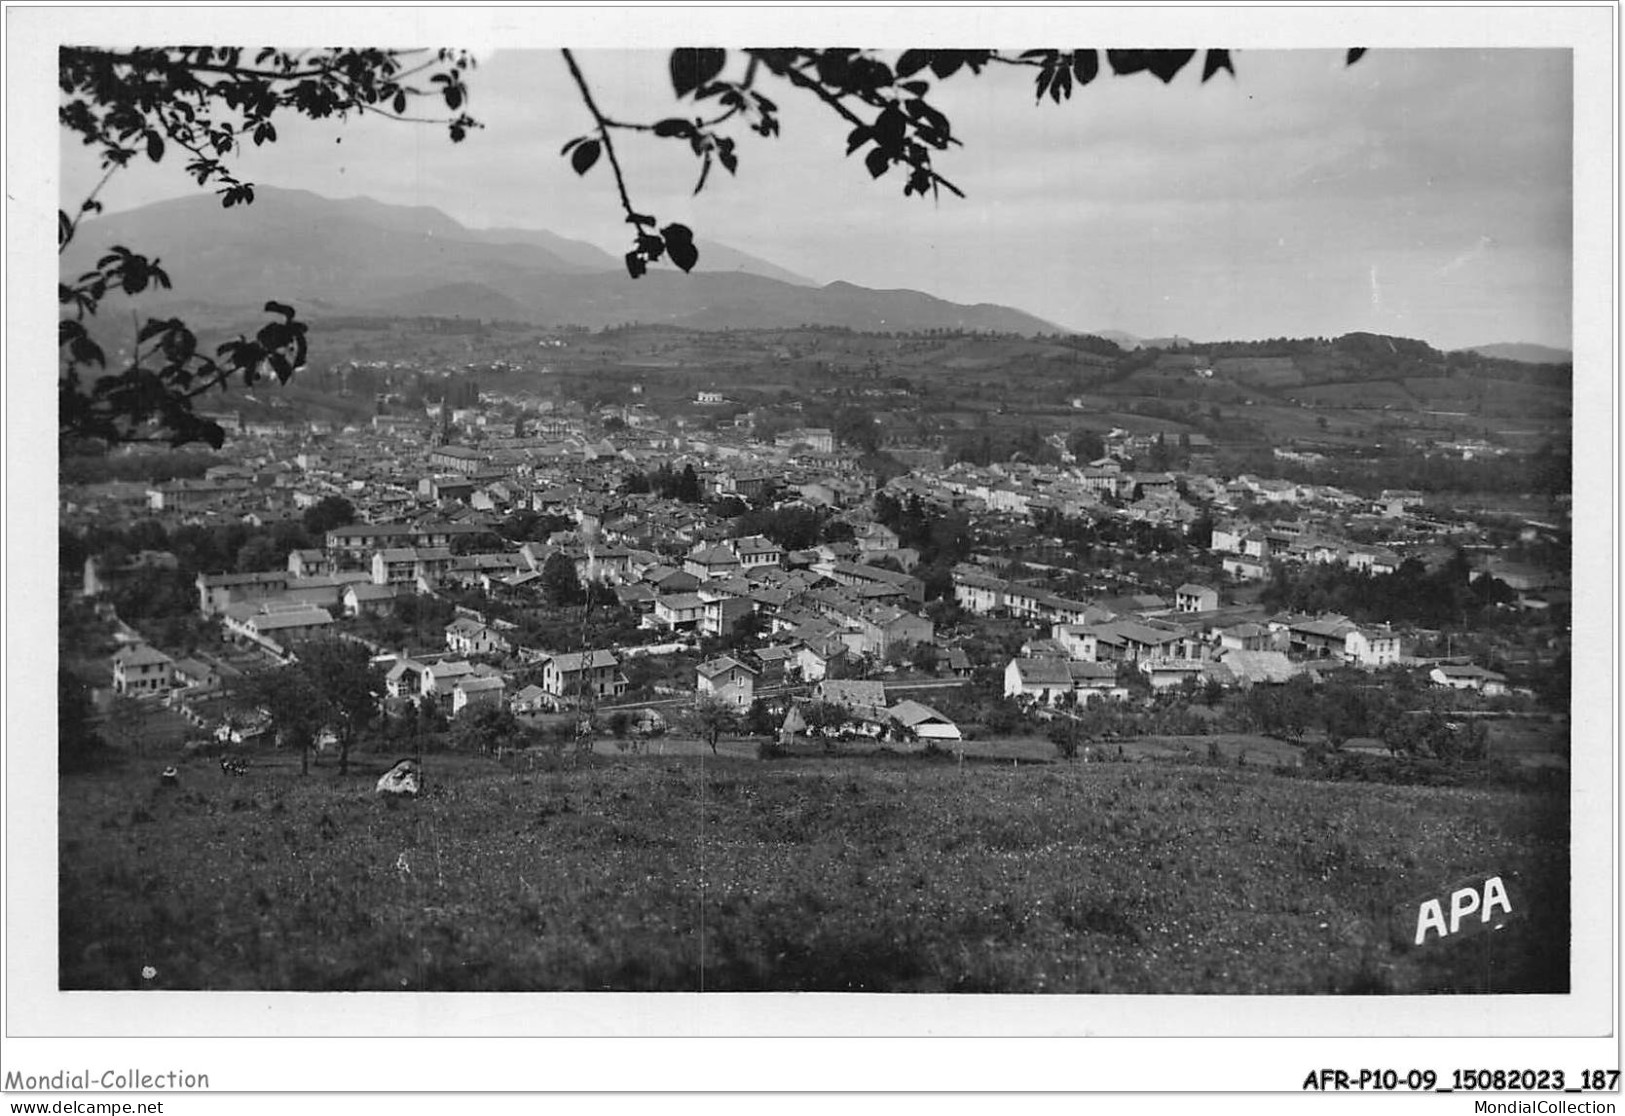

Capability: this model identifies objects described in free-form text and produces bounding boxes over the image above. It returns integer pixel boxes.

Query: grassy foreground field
[59,751,1568,993]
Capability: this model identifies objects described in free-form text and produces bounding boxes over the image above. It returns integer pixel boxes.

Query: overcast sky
[49,9,1582,350]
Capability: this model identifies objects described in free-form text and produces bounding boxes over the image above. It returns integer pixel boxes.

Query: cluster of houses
[161,500,946,725]
[953,561,1426,708]
[776,679,963,748]
[73,380,1553,751]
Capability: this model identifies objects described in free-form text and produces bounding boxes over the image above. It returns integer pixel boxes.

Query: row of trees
[1258,550,1522,630]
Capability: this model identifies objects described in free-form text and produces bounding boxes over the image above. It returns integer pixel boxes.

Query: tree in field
[242,663,324,775]
[243,639,383,775]
[59,673,108,774]
[799,700,836,736]
[451,702,521,755]
[301,641,385,774]
[1046,718,1085,762]
[60,45,1364,449]
[689,693,737,755]
[1246,676,1315,743]
[742,698,779,738]
[103,693,153,757]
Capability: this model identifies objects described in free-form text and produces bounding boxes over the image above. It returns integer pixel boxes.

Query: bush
[1046,721,1082,762]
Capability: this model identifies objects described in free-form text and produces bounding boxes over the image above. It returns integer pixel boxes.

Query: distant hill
[1459,342,1572,365]
[63,187,1053,334]
[1090,330,1144,350]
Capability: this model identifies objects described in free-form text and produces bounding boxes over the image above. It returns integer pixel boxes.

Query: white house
[886,700,960,743]
[1052,624,1099,661]
[730,535,784,571]
[653,593,708,630]
[445,617,512,657]
[1004,657,1076,705]
[1174,583,1219,614]
[452,675,507,716]
[540,650,626,706]
[1429,664,1508,695]
[1222,555,1268,581]
[696,655,759,709]
[1345,625,1402,668]
[112,644,174,696]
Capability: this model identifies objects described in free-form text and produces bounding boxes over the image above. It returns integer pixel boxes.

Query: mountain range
[61,187,1066,335]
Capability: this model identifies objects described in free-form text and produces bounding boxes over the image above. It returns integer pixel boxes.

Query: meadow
[59,748,1568,993]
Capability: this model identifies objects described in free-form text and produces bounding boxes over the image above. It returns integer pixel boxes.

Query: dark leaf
[394,90,407,114]
[662,223,698,273]
[908,99,952,144]
[1020,49,1054,60]
[1347,48,1367,65]
[1201,50,1234,82]
[624,250,647,280]
[146,131,164,162]
[264,300,296,321]
[444,83,463,111]
[816,51,852,90]
[857,58,894,89]
[653,118,696,138]
[895,49,932,78]
[873,103,906,144]
[137,318,173,343]
[846,125,871,155]
[1035,67,1054,103]
[1107,49,1197,83]
[670,48,726,98]
[162,327,197,367]
[571,139,601,175]
[718,141,738,175]
[693,153,713,195]
[80,198,102,215]
[929,51,963,80]
[865,146,889,178]
[1073,49,1099,85]
[58,210,72,247]
[560,135,585,155]
[625,212,657,226]
[70,335,106,368]
[637,233,664,259]
[900,80,929,96]
[1050,68,1072,103]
